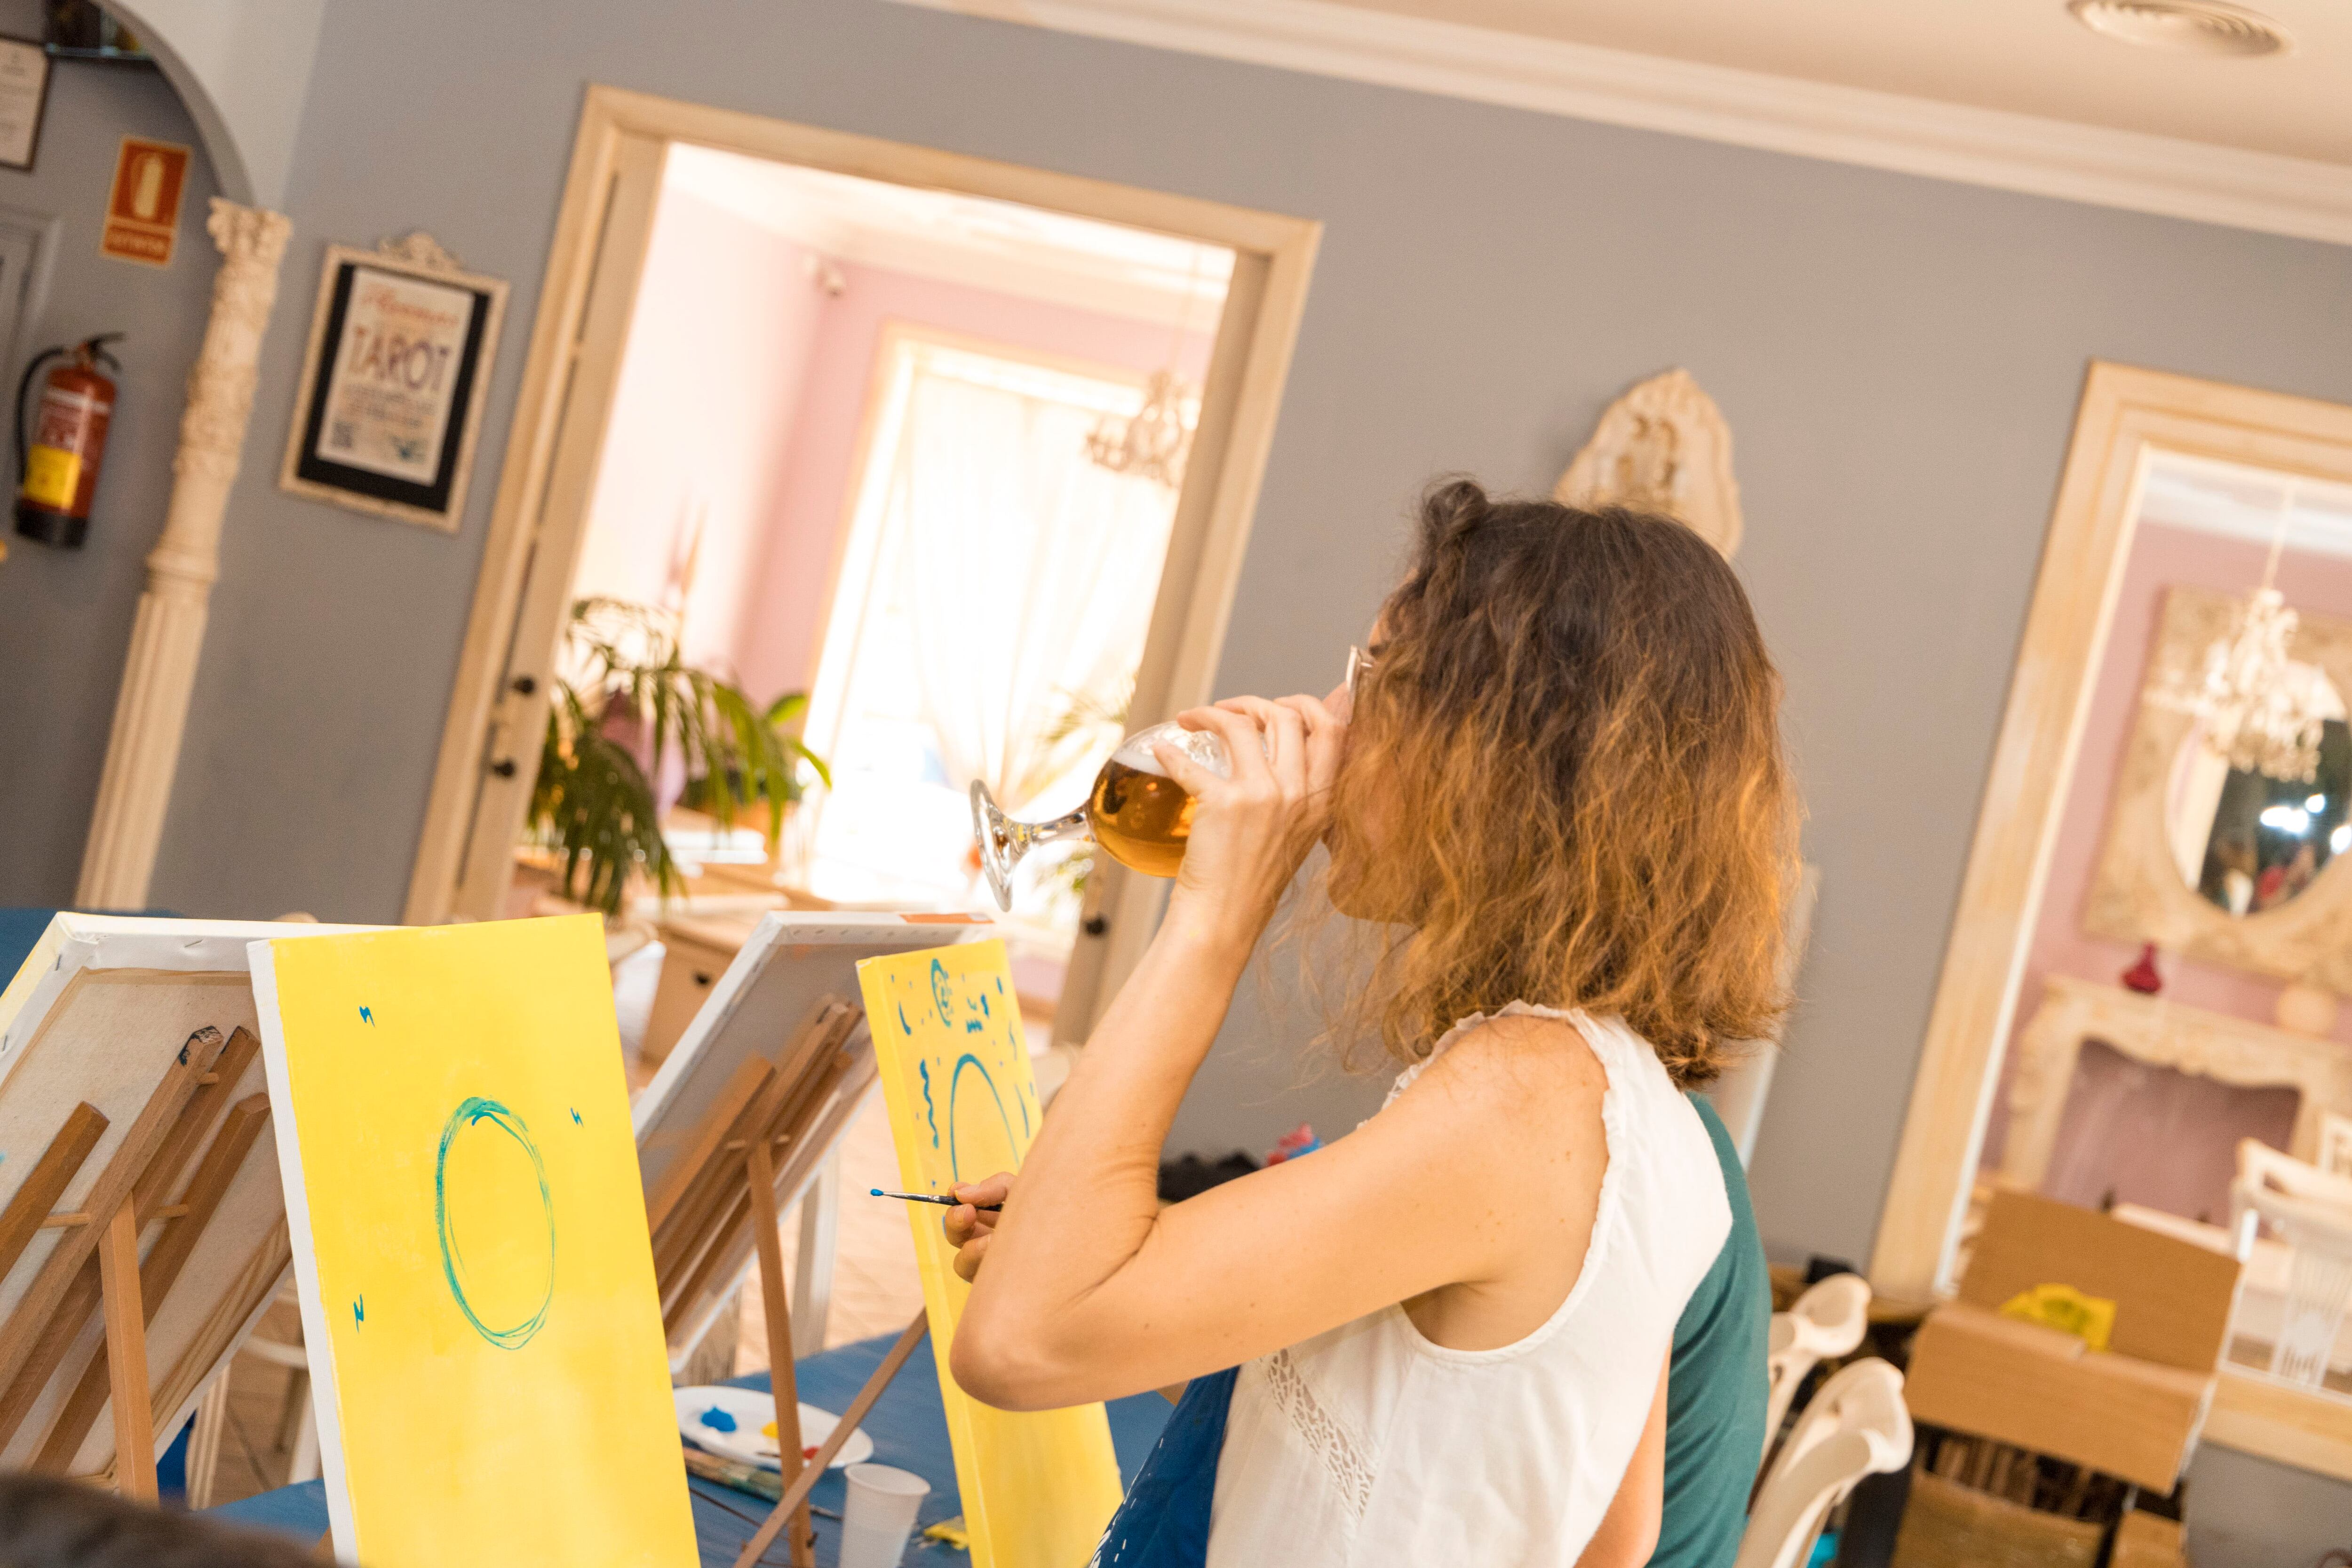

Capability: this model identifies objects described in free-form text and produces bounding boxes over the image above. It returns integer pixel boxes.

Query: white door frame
[402,85,1320,1043]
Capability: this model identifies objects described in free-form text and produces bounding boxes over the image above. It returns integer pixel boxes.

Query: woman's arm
[948,699,1599,1410]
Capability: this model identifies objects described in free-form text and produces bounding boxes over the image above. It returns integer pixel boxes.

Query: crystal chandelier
[1085,247,1207,491]
[2147,481,2347,784]
[1085,369,1193,489]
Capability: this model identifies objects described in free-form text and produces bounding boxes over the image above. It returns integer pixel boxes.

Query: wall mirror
[1871,365,2352,1474]
[2081,464,2352,988]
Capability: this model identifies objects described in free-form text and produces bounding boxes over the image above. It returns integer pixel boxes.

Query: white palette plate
[675,1385,874,1471]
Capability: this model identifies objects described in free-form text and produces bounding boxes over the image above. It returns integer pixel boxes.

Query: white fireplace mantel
[2002,974,2352,1194]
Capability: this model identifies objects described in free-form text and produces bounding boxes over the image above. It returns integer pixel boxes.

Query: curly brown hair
[1319,478,1796,1087]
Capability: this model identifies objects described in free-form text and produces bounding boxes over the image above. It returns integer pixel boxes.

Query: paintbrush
[682,1446,842,1519]
[871,1187,1002,1211]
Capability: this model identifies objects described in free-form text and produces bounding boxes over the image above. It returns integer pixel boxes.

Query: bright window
[801,332,1184,930]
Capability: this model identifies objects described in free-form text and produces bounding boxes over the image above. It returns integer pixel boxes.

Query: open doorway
[404,89,1318,1058]
[557,144,1233,1050]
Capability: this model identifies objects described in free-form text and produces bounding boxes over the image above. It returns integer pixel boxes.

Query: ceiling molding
[664,143,1230,326]
[886,0,2352,247]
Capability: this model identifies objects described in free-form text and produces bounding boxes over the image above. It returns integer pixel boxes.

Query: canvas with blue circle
[855,938,1124,1568]
[257,915,694,1568]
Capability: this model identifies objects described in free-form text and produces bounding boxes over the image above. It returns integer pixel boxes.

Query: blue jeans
[1090,1368,1239,1568]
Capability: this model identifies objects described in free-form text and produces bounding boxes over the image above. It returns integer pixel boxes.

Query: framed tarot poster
[280,234,508,532]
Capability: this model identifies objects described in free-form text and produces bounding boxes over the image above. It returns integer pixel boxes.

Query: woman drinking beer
[943,478,1794,1567]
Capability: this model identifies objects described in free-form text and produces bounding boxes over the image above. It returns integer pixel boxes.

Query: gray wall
[0,5,222,904]
[24,0,2352,1296]
[2185,1444,2352,1568]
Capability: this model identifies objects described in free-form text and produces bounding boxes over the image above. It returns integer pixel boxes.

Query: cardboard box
[2111,1512,2189,1568]
[1903,1191,2240,1490]
[1889,1470,2105,1568]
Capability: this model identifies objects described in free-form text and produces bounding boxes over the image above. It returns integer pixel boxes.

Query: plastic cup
[838,1464,930,1568]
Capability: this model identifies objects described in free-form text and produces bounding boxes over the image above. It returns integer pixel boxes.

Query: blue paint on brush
[699,1407,738,1434]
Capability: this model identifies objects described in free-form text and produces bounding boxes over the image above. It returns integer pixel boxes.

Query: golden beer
[1088,756,1197,877]
[970,720,1238,908]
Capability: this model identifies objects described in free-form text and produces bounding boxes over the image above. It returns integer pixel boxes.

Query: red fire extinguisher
[14,333,123,549]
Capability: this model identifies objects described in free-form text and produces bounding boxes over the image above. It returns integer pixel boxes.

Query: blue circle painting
[434,1097,555,1351]
[947,1053,1016,1184]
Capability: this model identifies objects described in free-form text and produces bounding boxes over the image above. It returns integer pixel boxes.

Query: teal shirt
[1647,1095,1771,1568]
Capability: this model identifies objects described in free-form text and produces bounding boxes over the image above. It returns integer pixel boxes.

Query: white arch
[106,0,325,209]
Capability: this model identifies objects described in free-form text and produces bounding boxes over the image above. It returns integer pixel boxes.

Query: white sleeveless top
[1205,1003,1731,1567]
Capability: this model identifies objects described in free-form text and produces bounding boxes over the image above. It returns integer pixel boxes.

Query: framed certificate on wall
[0,38,51,171]
[280,234,509,532]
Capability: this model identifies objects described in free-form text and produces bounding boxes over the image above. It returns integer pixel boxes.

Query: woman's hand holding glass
[1151,694,1344,955]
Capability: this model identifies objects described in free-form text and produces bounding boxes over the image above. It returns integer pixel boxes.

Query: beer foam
[1111,722,1234,780]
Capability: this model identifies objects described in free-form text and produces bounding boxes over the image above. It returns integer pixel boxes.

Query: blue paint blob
[919,1060,940,1149]
[896,1003,913,1036]
[979,993,990,1018]
[930,959,954,1024]
[434,1098,555,1352]
[353,1296,364,1325]
[699,1407,739,1433]
[359,1006,373,1026]
[964,1018,983,1033]
[569,1107,581,1126]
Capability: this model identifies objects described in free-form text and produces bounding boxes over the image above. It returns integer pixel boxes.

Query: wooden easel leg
[731,1310,928,1568]
[97,1201,156,1503]
[743,1138,813,1568]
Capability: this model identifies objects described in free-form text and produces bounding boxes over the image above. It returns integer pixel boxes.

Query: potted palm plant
[527,597,828,917]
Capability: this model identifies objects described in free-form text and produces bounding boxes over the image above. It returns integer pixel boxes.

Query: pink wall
[728,262,1217,702]
[1985,521,2352,1184]
[572,190,824,679]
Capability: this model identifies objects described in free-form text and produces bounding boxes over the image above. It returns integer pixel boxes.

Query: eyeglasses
[1345,645,1376,705]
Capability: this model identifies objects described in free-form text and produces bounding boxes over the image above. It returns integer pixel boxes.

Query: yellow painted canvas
[856,939,1124,1568]
[253,916,696,1568]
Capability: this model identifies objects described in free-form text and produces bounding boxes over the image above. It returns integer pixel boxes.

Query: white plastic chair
[2231,1138,2352,1388]
[1734,1359,1912,1568]
[2319,1110,2352,1180]
[1765,1273,1871,1446]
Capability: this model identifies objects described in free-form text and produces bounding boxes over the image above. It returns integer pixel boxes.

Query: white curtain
[878,342,1179,812]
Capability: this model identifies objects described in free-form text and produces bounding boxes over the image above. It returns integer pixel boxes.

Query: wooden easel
[649,997,897,1568]
[0,1024,274,1498]
[729,1308,930,1568]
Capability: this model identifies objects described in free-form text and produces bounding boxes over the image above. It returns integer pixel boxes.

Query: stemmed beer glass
[969,722,1235,910]
[969,648,1367,911]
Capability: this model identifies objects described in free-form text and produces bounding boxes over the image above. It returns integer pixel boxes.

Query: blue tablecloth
[212,1332,1174,1565]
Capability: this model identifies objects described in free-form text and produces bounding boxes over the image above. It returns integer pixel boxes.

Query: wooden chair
[1735,1359,1911,1568]
[1765,1274,1871,1450]
[2230,1138,2352,1389]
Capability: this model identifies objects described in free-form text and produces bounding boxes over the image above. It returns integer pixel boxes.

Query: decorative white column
[76,198,291,909]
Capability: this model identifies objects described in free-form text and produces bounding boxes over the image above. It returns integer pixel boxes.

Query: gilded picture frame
[278,233,508,533]
[2083,584,2352,989]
